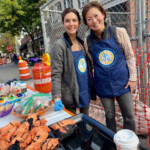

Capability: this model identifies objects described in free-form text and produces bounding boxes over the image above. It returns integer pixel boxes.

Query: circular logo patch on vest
[99,50,115,67]
[78,57,87,73]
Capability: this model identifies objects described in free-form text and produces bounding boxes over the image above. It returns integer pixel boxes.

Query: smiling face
[85,7,105,34]
[63,12,80,36]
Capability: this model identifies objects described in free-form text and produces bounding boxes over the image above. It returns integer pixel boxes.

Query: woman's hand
[125,81,136,94]
[54,99,64,111]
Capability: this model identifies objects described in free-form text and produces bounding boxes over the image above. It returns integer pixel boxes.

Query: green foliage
[0,33,15,55]
[0,0,46,37]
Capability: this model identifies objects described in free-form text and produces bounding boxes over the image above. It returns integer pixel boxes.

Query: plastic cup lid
[20,82,27,88]
[113,129,139,149]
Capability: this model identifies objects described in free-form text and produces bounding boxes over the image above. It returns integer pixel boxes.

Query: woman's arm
[116,27,137,81]
[50,42,64,99]
[116,27,137,93]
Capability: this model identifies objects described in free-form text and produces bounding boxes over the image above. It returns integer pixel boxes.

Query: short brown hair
[61,8,81,23]
[82,1,107,25]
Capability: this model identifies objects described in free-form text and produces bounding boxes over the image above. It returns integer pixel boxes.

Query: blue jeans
[100,92,136,132]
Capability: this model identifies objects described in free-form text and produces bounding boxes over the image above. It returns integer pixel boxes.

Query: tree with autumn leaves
[0,0,46,53]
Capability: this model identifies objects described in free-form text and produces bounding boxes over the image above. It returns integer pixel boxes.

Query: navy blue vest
[91,27,129,98]
[72,50,91,108]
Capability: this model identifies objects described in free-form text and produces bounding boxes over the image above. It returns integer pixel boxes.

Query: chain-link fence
[40,0,150,135]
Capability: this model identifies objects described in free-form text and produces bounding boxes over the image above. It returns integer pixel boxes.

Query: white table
[0,87,71,128]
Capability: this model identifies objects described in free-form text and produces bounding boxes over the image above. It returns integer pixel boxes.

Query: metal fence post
[141,0,149,106]
[146,0,150,107]
[137,0,149,104]
[40,8,49,53]
[137,0,145,102]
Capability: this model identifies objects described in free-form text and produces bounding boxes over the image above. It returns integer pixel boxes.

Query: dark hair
[61,8,81,23]
[82,1,107,25]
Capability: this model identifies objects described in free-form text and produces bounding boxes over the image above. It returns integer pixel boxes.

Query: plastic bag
[134,101,150,134]
[13,92,52,115]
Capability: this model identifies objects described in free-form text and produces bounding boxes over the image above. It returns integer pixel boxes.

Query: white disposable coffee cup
[113,129,139,150]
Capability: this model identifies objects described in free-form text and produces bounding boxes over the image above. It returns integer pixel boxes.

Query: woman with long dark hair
[50,8,96,115]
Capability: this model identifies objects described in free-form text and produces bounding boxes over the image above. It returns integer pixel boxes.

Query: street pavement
[0,63,149,150]
[0,62,34,88]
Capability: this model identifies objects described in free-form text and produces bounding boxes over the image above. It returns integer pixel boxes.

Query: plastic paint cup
[113,129,139,150]
[20,82,27,93]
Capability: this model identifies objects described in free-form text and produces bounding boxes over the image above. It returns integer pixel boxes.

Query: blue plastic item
[54,100,64,111]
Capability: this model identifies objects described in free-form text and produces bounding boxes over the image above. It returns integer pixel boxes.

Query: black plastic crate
[50,113,117,150]
[48,132,65,150]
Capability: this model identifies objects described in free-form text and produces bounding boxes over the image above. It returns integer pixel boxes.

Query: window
[49,6,54,23]
[64,0,73,8]
[56,2,62,19]
[78,0,89,8]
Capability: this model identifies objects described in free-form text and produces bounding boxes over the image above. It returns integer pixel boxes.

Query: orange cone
[32,62,51,93]
[0,59,3,65]
[32,53,51,93]
[18,56,31,80]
